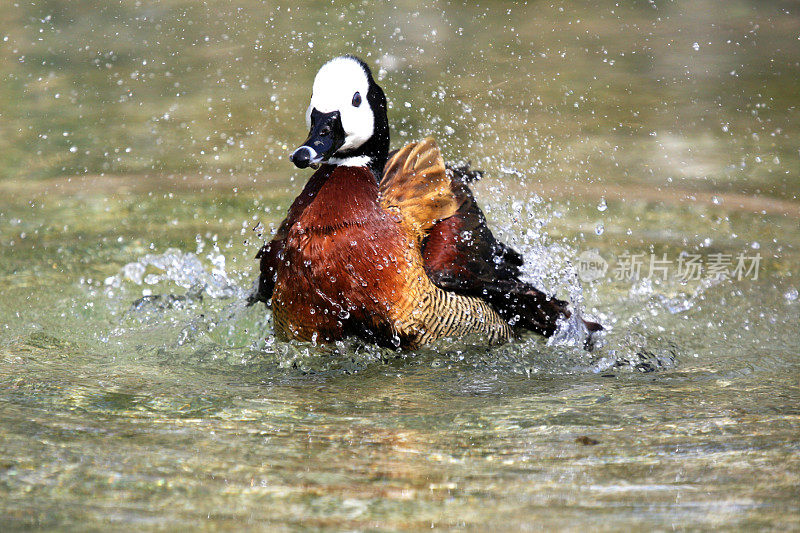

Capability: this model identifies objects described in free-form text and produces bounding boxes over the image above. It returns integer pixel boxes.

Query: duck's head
[290,56,390,173]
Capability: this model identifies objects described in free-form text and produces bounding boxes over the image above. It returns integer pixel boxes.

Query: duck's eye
[352,92,361,107]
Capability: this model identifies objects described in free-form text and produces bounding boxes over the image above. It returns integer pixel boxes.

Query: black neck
[335,128,389,177]
[333,57,390,177]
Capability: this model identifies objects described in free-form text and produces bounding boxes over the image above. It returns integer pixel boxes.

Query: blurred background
[2,0,797,196]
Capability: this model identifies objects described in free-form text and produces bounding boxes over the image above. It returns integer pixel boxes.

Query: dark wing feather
[422,168,602,336]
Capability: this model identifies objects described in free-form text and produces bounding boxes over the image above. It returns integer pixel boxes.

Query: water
[1,0,799,529]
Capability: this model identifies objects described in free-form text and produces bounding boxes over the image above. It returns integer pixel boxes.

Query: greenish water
[1,0,799,530]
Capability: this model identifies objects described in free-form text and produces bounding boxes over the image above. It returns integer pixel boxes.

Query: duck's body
[258,142,515,348]
[252,56,600,348]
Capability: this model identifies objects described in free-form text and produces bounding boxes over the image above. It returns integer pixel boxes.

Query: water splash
[592,331,678,373]
[104,247,242,299]
[657,276,725,314]
[95,240,272,359]
[90,220,689,376]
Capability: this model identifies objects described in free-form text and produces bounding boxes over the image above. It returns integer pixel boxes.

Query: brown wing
[380,138,460,240]
[383,142,602,337]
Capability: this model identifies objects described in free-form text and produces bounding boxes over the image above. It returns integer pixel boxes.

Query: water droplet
[595,223,604,235]
[692,42,700,51]
[784,288,798,302]
[597,198,607,212]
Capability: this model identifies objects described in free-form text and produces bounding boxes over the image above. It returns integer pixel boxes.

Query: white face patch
[306,57,374,153]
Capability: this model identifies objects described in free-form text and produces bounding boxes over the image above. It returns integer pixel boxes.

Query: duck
[251,55,601,349]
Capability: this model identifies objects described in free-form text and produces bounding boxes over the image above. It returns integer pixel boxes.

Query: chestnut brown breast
[271,164,408,344]
[269,160,513,348]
